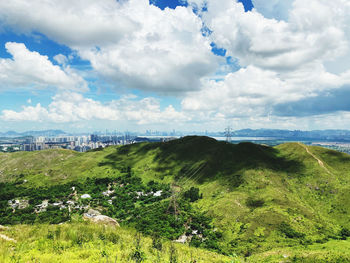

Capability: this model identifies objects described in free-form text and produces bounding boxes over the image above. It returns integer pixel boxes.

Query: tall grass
[0,222,232,263]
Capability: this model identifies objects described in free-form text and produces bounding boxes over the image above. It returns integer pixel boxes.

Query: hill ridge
[1,136,350,261]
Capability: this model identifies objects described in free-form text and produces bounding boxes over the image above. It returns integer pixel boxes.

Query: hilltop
[1,136,350,262]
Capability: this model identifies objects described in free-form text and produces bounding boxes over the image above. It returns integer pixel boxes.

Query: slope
[1,136,350,260]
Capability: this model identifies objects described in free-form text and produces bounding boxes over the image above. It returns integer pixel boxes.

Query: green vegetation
[2,136,350,261]
[0,221,231,263]
[0,167,221,252]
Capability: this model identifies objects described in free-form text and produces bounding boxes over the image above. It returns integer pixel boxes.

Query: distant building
[91,134,98,142]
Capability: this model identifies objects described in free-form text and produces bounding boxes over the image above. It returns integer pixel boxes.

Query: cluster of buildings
[2,134,136,153]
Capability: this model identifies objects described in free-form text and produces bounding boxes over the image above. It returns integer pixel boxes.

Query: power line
[135,163,207,218]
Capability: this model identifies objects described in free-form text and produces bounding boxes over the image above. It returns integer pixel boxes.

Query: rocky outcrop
[85,209,101,217]
[83,209,119,227]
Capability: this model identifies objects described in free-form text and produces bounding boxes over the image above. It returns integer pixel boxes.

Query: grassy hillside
[1,136,350,261]
[2,222,350,263]
[0,220,232,263]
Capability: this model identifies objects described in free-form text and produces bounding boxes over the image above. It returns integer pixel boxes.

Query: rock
[81,194,91,199]
[89,215,120,227]
[83,210,119,227]
[86,209,101,217]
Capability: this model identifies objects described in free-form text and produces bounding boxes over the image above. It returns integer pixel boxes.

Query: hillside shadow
[98,142,160,169]
[98,136,305,184]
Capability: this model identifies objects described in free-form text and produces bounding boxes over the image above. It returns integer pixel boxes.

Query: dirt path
[298,143,333,175]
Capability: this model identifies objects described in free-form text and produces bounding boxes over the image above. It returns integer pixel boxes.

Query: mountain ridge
[1,136,350,261]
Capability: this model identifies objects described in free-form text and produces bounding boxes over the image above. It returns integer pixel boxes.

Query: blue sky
[0,0,350,132]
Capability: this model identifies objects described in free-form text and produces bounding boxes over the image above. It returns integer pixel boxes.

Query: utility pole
[167,183,180,220]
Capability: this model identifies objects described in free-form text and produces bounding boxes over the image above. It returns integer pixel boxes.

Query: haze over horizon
[0,0,350,132]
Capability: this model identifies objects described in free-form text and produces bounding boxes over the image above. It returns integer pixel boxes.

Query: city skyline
[1,0,350,132]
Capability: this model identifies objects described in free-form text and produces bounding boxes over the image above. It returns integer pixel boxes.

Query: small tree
[131,234,145,263]
[183,187,202,202]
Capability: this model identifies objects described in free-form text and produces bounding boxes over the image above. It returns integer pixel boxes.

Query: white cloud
[1,93,189,125]
[78,0,219,94]
[1,0,350,130]
[53,54,68,66]
[182,66,288,119]
[177,0,350,124]
[181,64,350,121]
[1,103,49,122]
[0,42,86,92]
[193,0,349,72]
[0,0,219,94]
[252,0,294,21]
[0,0,137,48]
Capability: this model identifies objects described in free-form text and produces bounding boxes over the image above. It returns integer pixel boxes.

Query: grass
[248,238,350,262]
[2,222,350,262]
[2,136,350,260]
[0,220,232,263]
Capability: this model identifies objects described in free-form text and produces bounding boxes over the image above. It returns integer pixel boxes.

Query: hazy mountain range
[2,129,350,141]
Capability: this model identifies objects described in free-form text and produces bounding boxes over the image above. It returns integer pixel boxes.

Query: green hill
[1,136,350,262]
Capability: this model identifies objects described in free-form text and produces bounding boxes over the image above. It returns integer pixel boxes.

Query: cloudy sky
[0,0,350,132]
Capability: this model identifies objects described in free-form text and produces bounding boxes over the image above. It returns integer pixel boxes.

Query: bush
[183,187,202,202]
[246,197,264,208]
[340,227,350,240]
[278,222,305,239]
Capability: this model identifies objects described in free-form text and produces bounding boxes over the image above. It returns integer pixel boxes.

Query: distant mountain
[228,128,350,141]
[0,130,66,137]
[2,128,350,141]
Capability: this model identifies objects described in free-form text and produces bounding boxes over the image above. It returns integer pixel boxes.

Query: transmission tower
[167,183,180,220]
[225,126,232,143]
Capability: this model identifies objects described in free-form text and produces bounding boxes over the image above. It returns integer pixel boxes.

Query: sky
[0,0,350,133]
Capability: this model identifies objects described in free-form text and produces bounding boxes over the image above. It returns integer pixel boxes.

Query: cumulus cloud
[1,0,350,129]
[252,0,294,21]
[0,0,137,48]
[0,42,86,92]
[179,0,350,122]
[0,0,219,94]
[79,1,219,93]
[181,64,350,121]
[273,85,350,117]
[182,66,288,119]
[1,93,189,125]
[189,0,349,72]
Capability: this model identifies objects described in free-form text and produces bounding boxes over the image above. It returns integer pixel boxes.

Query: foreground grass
[249,239,350,262]
[0,222,233,263]
[2,222,350,263]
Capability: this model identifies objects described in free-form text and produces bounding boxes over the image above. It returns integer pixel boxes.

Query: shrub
[278,222,305,239]
[183,187,202,202]
[246,197,264,208]
[340,227,350,240]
